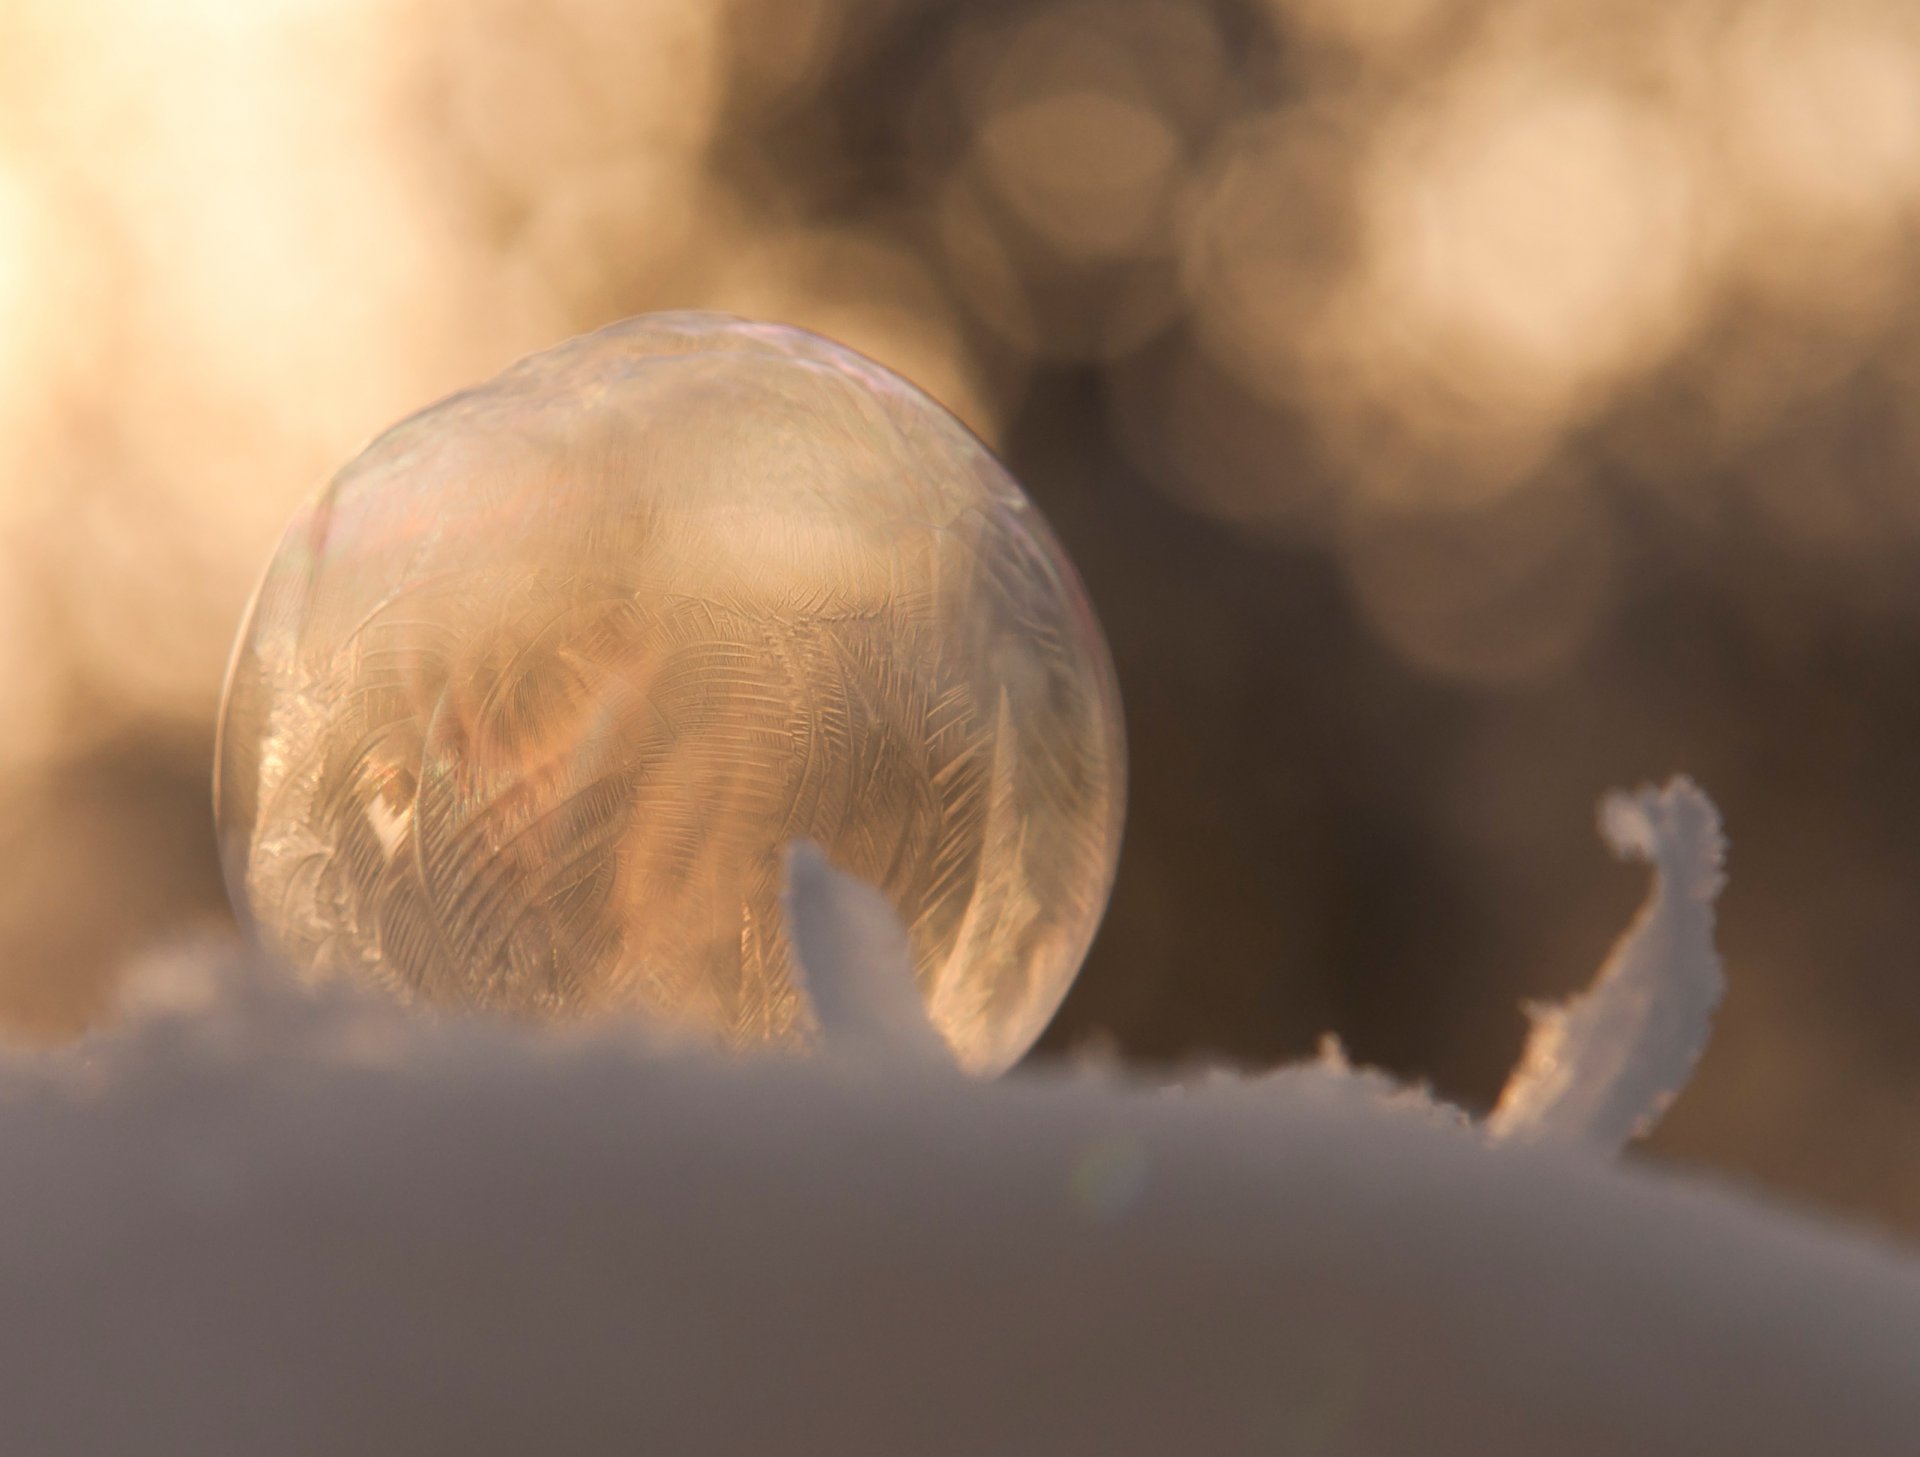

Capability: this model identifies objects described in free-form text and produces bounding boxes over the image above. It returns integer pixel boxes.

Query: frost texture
[1491,777,1726,1150]
[782,840,952,1067]
[215,312,1125,1074]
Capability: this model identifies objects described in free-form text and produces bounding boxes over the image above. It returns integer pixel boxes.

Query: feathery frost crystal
[214,313,1125,1071]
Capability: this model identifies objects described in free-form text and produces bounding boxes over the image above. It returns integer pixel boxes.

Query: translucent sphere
[214,313,1124,1072]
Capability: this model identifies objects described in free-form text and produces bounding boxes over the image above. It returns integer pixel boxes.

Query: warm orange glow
[0,166,44,433]
[1343,69,1703,496]
[977,91,1183,260]
[1723,3,1920,227]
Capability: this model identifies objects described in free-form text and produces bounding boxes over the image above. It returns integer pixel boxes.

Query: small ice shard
[782,841,953,1068]
[1490,777,1727,1152]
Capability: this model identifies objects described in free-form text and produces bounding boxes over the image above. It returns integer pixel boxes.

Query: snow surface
[1,779,1915,1455]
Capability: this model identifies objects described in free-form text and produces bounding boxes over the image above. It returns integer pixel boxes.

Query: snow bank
[0,780,1914,1456]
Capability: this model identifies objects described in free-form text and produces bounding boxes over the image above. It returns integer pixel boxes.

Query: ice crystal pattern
[214,313,1125,1073]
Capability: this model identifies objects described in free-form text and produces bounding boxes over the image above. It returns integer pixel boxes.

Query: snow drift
[0,778,1914,1456]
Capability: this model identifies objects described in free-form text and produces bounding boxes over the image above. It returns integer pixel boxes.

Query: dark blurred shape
[0,731,228,1043]
[2,0,1919,1233]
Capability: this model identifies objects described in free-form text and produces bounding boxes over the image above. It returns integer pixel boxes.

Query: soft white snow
[1,778,1914,1457]
[1491,778,1726,1150]
[782,840,953,1068]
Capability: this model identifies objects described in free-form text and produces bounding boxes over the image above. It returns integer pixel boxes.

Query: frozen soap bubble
[214,313,1124,1072]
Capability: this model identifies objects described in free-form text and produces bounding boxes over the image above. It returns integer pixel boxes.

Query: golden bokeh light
[0,166,76,477]
[932,0,1218,360]
[701,226,1004,441]
[1724,2,1920,225]
[3,0,1919,760]
[976,89,1183,261]
[0,0,1915,750]
[1717,0,1920,313]
[1336,67,1703,501]
[1276,0,1449,54]
[1344,476,1615,684]
[1180,107,1360,412]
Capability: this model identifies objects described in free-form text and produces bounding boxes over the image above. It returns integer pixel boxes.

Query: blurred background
[1,0,1917,1231]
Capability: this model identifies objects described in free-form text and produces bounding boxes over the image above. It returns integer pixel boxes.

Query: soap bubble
[214,313,1124,1072]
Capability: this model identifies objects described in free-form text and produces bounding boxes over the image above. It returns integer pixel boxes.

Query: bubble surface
[215,313,1124,1072]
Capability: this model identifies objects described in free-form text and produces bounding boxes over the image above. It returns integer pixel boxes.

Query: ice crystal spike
[1491,777,1726,1150]
[214,312,1126,1073]
[782,841,952,1069]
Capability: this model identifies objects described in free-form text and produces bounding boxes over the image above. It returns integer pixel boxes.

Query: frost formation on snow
[783,775,1731,1159]
[1490,777,1726,1151]
[782,840,953,1068]
[0,776,1908,1457]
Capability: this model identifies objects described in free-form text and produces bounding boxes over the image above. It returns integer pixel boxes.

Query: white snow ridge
[1491,777,1726,1151]
[0,778,1915,1456]
[781,840,953,1069]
